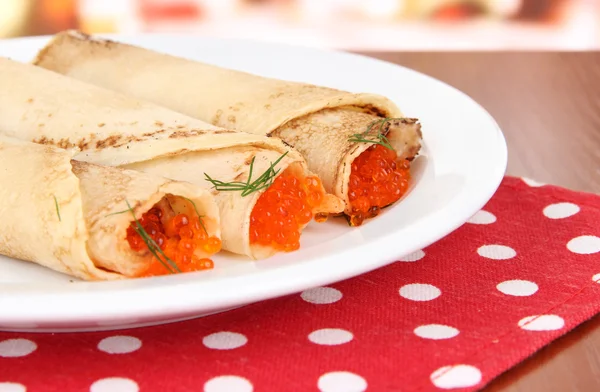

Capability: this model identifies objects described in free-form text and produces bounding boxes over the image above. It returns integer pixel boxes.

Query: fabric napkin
[0,176,598,392]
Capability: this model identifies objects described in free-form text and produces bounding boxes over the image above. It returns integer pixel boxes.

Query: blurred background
[1,0,599,50]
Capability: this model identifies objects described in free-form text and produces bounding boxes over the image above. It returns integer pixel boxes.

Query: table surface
[363,51,600,392]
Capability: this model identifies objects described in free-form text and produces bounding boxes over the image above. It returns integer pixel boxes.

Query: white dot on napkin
[398,250,425,262]
[318,371,367,392]
[203,332,247,350]
[496,280,538,297]
[301,287,342,304]
[204,376,253,392]
[0,339,36,358]
[477,245,516,260]
[399,283,441,301]
[0,382,26,392]
[90,377,139,392]
[522,177,545,187]
[518,315,565,331]
[98,336,142,354]
[467,210,496,224]
[414,324,459,340]
[567,235,600,255]
[431,365,482,389]
[308,329,353,346]
[593,273,600,283]
[543,203,580,219]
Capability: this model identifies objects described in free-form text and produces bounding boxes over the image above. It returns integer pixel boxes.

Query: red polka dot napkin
[1,176,599,392]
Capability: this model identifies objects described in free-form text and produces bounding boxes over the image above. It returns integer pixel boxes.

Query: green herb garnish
[105,209,128,218]
[53,195,61,222]
[182,196,208,236]
[348,117,401,151]
[125,200,181,274]
[204,151,289,197]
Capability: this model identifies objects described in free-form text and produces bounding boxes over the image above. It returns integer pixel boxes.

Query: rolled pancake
[0,136,221,280]
[0,57,343,259]
[33,30,423,223]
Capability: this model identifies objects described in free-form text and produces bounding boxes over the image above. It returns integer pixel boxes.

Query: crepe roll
[33,30,423,226]
[0,56,344,260]
[0,136,222,280]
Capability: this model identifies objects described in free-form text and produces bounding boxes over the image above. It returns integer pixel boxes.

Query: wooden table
[363,52,600,392]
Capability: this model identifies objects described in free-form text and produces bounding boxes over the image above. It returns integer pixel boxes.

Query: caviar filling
[249,167,326,252]
[347,144,411,226]
[125,197,222,276]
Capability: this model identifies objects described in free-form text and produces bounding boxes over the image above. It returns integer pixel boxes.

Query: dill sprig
[105,209,128,218]
[348,117,402,151]
[125,200,181,274]
[53,195,61,222]
[204,151,289,197]
[181,196,208,236]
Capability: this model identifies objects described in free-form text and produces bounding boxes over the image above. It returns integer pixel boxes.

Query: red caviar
[126,206,221,276]
[249,169,325,252]
[347,144,411,226]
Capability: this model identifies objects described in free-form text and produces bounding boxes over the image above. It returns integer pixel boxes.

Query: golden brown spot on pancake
[177,124,185,129]
[168,130,204,138]
[233,172,245,181]
[48,113,53,118]
[244,153,256,166]
[34,136,50,145]
[56,138,74,149]
[130,121,138,125]
[38,123,45,127]
[212,109,223,124]
[96,135,121,149]
[227,115,236,124]
[143,129,165,137]
[155,121,164,127]
[213,129,234,134]
[27,98,33,103]
[264,104,271,110]
[33,136,74,149]
[360,104,387,117]
[98,123,105,127]
[77,138,90,150]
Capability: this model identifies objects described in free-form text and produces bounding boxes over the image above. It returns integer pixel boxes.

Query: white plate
[0,34,507,332]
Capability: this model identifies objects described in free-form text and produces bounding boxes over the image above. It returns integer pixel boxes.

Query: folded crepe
[0,136,222,280]
[33,30,423,225]
[0,56,343,260]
